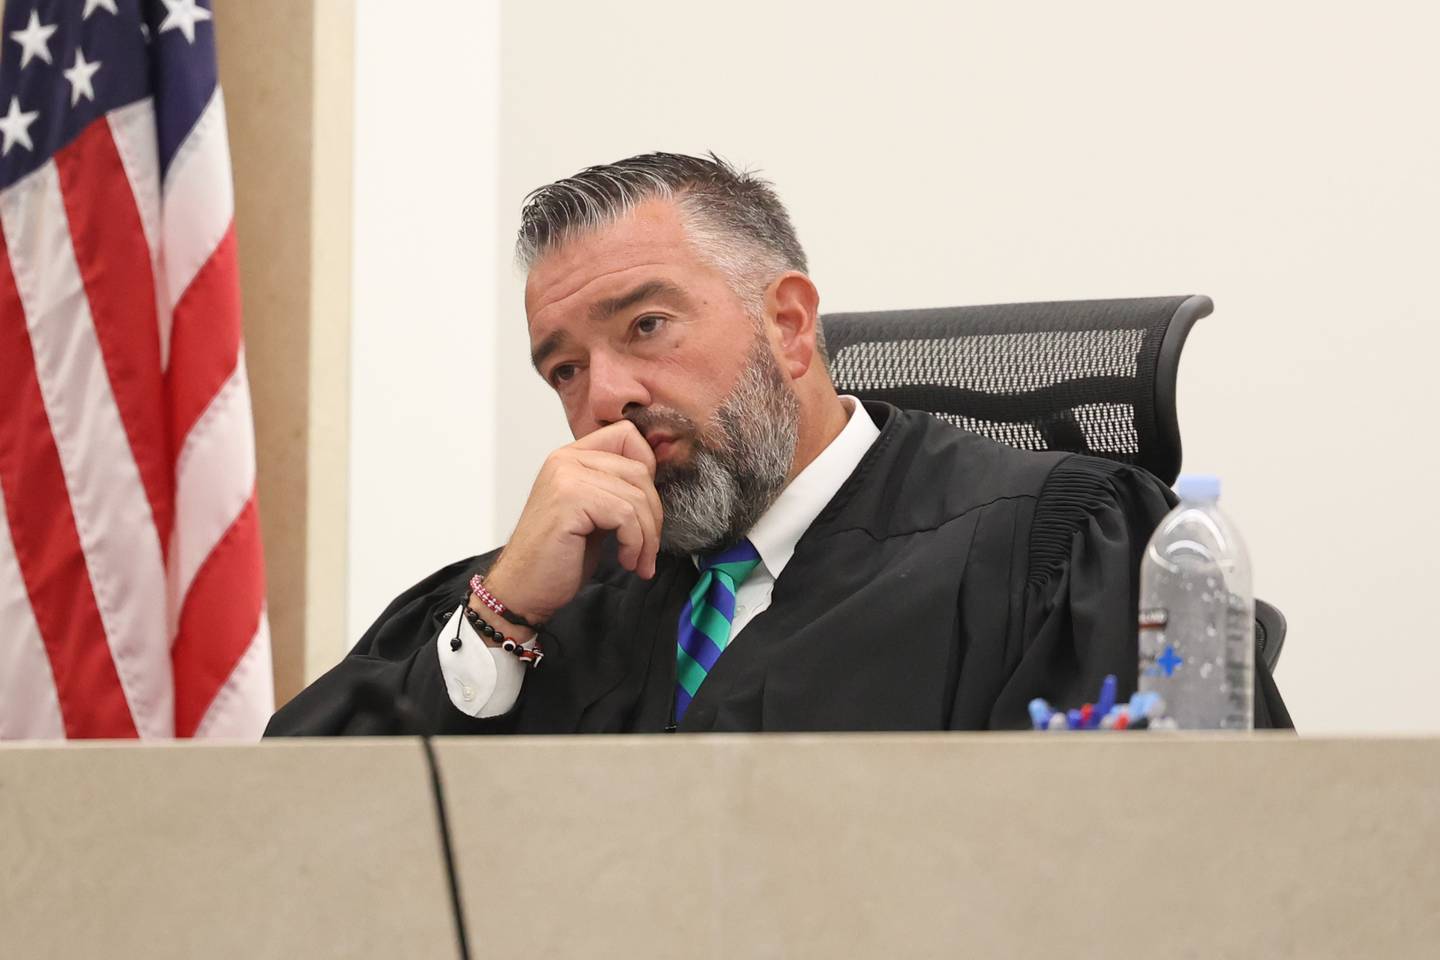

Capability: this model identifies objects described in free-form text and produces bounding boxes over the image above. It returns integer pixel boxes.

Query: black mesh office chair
[823,295,1285,670]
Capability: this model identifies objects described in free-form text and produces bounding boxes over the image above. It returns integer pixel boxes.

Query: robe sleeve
[988,457,1293,730]
[264,552,519,737]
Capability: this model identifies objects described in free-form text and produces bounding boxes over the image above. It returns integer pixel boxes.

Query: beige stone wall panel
[214,0,353,705]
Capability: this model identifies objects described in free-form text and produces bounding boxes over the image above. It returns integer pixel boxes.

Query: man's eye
[634,314,666,336]
[550,364,577,385]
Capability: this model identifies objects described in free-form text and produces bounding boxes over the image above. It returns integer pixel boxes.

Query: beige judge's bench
[2,734,1438,958]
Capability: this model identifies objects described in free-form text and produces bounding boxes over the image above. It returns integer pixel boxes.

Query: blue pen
[1096,674,1118,720]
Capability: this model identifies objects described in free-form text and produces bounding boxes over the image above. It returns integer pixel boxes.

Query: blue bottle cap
[1175,474,1221,502]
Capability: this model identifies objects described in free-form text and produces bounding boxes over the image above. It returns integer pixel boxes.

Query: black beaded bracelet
[456,603,545,668]
[462,603,519,648]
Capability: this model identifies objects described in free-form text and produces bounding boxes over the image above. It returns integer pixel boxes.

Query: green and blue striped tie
[674,539,761,724]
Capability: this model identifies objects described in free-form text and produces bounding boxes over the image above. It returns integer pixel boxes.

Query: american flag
[0,0,271,738]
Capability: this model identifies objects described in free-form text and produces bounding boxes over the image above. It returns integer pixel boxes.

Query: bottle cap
[1175,473,1221,502]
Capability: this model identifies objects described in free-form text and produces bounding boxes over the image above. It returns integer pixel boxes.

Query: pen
[1096,674,1117,719]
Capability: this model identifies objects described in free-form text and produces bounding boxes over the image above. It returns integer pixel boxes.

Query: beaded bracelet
[454,602,545,669]
[468,574,539,629]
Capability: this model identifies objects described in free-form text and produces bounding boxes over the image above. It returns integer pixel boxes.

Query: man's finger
[575,419,657,476]
[569,446,664,574]
[579,486,649,574]
[570,465,661,578]
[572,448,653,486]
[572,448,663,525]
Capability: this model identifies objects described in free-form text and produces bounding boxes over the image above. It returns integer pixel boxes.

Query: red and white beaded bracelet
[468,574,539,628]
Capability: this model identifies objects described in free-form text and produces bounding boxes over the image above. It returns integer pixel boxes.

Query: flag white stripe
[106,99,173,370]
[0,480,66,740]
[168,352,258,637]
[193,608,273,739]
[0,163,172,739]
[161,88,234,314]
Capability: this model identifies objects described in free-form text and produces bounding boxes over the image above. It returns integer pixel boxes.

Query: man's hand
[482,420,663,623]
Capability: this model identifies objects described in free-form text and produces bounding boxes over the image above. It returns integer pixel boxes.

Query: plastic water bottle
[1137,474,1254,729]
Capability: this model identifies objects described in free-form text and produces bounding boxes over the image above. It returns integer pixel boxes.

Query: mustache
[624,406,709,487]
[624,406,699,440]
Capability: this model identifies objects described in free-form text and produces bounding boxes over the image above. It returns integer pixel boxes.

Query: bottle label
[1137,608,1172,680]
[1223,592,1254,728]
[1138,608,1168,630]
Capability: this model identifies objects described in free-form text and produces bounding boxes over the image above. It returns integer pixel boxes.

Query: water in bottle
[1137,474,1254,729]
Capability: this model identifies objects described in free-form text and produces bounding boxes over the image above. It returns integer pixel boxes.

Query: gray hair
[516,152,826,362]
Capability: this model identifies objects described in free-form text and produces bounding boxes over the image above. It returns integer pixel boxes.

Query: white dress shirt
[438,396,881,719]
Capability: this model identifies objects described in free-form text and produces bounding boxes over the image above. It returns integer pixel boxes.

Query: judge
[268,153,1290,736]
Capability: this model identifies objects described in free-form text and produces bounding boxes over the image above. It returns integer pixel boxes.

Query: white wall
[347,1,500,647]
[485,0,1440,733]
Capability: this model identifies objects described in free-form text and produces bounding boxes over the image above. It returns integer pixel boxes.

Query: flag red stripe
[53,122,173,558]
[0,229,138,739]
[166,222,241,455]
[172,492,265,737]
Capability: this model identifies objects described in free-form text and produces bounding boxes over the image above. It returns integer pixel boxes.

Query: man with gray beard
[269,154,1290,736]
[635,334,799,556]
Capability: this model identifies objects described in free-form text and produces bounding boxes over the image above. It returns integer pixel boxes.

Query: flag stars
[84,0,120,18]
[64,50,103,107]
[0,97,40,156]
[9,10,58,68]
[159,0,213,44]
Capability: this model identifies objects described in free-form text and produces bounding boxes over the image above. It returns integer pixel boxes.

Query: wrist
[479,562,553,624]
[461,600,544,667]
[464,594,535,648]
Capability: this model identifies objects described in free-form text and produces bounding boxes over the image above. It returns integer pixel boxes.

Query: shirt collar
[742,395,880,580]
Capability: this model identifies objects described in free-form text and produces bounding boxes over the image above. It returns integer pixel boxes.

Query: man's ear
[767,272,822,380]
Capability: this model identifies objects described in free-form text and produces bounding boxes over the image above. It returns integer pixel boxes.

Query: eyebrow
[531,279,690,373]
[586,279,689,325]
[530,329,574,374]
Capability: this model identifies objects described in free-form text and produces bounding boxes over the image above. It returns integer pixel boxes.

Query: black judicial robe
[268,403,1292,736]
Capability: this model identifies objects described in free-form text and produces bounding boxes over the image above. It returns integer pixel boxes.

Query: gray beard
[630,340,800,556]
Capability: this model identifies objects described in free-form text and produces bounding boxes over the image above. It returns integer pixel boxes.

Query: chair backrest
[822,295,1211,486]
[1255,599,1287,673]
[824,295,1291,671]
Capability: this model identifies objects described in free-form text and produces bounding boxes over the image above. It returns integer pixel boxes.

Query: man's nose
[587,352,651,427]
